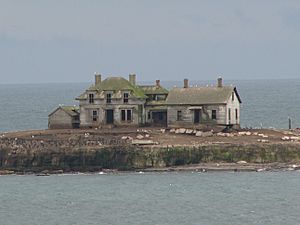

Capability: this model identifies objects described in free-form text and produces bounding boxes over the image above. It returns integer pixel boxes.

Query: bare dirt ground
[1,127,300,146]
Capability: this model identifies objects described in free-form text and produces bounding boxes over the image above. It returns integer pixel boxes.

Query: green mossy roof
[138,85,169,95]
[78,77,147,99]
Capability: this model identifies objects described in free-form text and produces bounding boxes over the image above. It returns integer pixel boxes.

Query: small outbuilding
[48,106,80,129]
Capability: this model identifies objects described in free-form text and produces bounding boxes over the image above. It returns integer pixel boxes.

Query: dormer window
[123,93,129,103]
[106,93,112,103]
[89,93,94,104]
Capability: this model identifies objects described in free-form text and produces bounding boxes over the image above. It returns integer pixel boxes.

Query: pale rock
[145,134,150,138]
[290,136,300,141]
[245,131,252,136]
[202,131,214,137]
[178,128,186,134]
[237,160,247,164]
[170,129,176,133]
[282,136,290,141]
[195,131,203,137]
[160,129,166,134]
[185,129,193,134]
[136,134,144,140]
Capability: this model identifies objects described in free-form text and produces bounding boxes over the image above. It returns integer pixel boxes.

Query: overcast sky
[1,0,300,84]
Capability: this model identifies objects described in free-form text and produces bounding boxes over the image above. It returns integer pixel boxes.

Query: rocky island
[1,127,300,174]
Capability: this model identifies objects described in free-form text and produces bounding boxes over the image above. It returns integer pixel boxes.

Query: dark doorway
[106,109,114,124]
[194,109,201,124]
[152,111,167,127]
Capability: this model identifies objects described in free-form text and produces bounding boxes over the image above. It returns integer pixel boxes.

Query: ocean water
[1,80,300,225]
[0,79,300,132]
[0,172,300,225]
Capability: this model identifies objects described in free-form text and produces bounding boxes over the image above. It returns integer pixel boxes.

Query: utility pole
[288,117,292,130]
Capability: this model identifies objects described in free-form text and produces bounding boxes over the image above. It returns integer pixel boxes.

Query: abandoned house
[48,74,241,129]
[48,106,80,129]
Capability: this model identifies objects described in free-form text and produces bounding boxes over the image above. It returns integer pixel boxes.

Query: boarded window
[89,93,94,104]
[92,110,98,121]
[123,93,129,103]
[106,93,112,103]
[177,111,182,121]
[212,110,217,120]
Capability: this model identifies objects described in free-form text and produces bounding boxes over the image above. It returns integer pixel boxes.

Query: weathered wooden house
[165,78,242,129]
[48,74,241,129]
[48,106,80,129]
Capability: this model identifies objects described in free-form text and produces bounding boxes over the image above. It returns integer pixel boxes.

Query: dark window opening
[127,110,132,121]
[89,93,94,103]
[106,93,112,103]
[232,92,235,101]
[92,110,98,121]
[148,112,151,120]
[121,110,126,121]
[212,110,217,120]
[123,93,129,103]
[121,109,132,122]
[177,111,182,121]
[235,109,238,121]
[228,108,231,122]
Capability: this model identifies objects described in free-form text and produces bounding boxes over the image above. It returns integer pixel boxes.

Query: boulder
[185,129,193,134]
[237,161,247,164]
[195,131,203,137]
[170,129,176,133]
[202,131,214,137]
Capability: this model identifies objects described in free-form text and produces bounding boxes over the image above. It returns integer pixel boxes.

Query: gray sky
[1,0,300,84]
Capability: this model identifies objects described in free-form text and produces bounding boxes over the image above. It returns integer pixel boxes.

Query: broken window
[89,93,94,104]
[123,93,129,103]
[212,110,217,120]
[106,93,112,103]
[177,111,182,121]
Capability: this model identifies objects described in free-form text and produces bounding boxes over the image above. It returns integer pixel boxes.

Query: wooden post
[289,117,292,130]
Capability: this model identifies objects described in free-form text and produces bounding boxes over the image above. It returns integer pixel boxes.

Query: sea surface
[0,79,300,132]
[0,172,300,225]
[1,79,300,225]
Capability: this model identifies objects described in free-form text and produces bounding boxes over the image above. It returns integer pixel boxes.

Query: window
[127,110,132,121]
[235,109,238,121]
[232,92,235,101]
[89,93,94,103]
[106,93,112,103]
[212,110,217,120]
[92,110,98,121]
[228,108,231,122]
[177,111,182,121]
[121,110,126,121]
[148,112,151,120]
[121,109,132,122]
[123,93,129,103]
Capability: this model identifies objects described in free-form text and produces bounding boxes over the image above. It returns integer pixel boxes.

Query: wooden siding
[48,109,73,129]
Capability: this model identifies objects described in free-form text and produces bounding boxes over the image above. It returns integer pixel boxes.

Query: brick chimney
[217,77,223,88]
[184,79,189,88]
[95,72,101,86]
[129,74,136,85]
[156,80,160,86]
